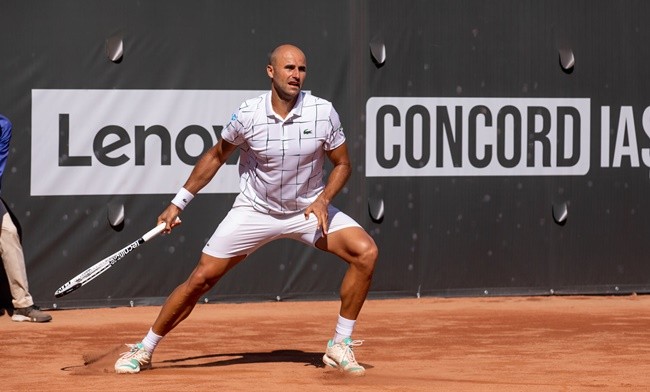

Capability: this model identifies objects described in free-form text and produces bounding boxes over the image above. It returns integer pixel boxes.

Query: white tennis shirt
[221,91,346,215]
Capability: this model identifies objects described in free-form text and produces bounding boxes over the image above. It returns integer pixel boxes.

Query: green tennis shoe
[322,337,365,376]
[115,343,152,374]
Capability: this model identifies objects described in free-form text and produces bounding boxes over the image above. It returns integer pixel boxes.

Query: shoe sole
[115,367,139,374]
[322,353,338,368]
[322,354,365,376]
[11,315,52,322]
[115,362,151,374]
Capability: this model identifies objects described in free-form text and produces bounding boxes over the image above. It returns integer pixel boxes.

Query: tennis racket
[54,222,167,298]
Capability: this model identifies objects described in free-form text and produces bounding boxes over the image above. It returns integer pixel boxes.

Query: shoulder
[229,93,267,129]
[239,93,267,113]
[302,92,331,106]
[301,93,336,117]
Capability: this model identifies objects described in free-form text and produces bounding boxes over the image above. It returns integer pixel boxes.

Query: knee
[185,268,216,294]
[354,239,378,276]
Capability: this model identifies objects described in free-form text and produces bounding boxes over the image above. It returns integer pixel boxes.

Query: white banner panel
[31,89,266,196]
[366,97,591,176]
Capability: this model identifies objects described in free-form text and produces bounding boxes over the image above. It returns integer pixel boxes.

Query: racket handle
[142,222,167,242]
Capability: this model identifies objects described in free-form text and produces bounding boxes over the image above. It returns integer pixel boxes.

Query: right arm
[0,115,13,184]
[158,138,238,231]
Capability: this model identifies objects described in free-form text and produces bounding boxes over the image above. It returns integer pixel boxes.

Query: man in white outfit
[115,44,377,376]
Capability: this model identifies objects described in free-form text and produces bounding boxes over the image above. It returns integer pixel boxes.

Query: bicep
[215,138,238,163]
[194,138,237,173]
[326,142,351,167]
[186,139,238,191]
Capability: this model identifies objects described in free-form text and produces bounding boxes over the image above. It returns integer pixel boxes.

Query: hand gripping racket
[54,222,167,298]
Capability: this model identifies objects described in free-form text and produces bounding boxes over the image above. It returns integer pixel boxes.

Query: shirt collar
[266,91,305,122]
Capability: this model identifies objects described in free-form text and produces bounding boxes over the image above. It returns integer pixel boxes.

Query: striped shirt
[221,91,346,214]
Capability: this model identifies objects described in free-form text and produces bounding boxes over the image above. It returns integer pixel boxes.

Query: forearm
[182,152,223,195]
[167,147,225,216]
[318,162,351,204]
[180,141,233,196]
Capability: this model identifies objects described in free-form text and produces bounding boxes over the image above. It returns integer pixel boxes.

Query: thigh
[0,212,19,253]
[189,252,246,287]
[314,226,377,263]
[287,206,362,247]
[202,206,280,258]
[1,211,17,235]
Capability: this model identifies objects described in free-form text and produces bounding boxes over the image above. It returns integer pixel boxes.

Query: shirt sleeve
[324,106,346,151]
[0,115,13,183]
[221,110,245,146]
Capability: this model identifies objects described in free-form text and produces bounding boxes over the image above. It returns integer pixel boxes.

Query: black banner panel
[1,0,650,308]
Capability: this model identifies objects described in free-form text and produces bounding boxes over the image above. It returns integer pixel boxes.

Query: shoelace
[343,340,364,362]
[119,344,145,359]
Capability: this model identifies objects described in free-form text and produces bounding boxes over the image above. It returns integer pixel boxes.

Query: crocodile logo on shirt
[303,129,312,135]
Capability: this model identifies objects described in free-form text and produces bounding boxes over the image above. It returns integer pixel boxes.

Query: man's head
[267,44,307,102]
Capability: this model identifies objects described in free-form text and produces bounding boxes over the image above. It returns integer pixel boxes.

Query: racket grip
[142,222,167,241]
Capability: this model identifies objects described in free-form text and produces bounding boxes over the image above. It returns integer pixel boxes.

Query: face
[267,45,307,101]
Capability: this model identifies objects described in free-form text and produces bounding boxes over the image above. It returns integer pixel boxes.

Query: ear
[266,64,274,79]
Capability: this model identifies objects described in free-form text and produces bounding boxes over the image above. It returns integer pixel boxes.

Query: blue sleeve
[0,115,13,191]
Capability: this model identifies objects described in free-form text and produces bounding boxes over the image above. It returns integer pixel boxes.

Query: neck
[271,90,299,119]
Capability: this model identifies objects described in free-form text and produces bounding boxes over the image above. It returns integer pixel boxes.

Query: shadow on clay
[158,350,373,370]
[60,348,373,373]
[159,350,326,369]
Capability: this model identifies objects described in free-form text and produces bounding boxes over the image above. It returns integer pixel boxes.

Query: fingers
[158,206,183,233]
[321,214,329,235]
[304,205,329,236]
[160,217,181,233]
[158,218,173,233]
[169,216,182,229]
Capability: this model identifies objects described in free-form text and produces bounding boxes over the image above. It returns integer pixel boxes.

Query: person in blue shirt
[0,114,51,322]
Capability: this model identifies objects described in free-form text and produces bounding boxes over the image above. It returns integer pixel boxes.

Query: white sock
[333,315,356,343]
[141,328,163,353]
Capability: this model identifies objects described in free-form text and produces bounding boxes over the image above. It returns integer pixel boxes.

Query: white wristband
[171,187,194,210]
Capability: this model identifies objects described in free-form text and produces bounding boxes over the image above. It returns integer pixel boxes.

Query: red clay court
[3,295,650,391]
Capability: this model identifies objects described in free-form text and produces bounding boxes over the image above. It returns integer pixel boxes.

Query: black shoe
[11,305,52,322]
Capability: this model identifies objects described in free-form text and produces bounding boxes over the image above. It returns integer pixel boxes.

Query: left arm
[304,142,352,235]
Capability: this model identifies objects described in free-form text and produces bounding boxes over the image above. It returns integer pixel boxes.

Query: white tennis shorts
[202,198,362,259]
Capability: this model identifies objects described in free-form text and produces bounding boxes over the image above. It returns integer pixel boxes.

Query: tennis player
[115,44,378,376]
